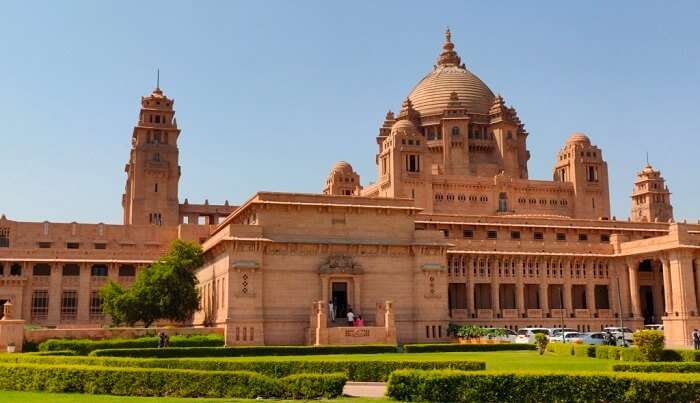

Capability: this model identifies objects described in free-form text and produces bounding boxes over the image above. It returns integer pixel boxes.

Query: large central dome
[407,30,495,116]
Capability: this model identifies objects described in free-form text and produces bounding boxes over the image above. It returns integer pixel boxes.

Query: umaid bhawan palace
[1,30,699,347]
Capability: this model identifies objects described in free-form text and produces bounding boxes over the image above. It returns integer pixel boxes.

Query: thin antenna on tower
[645,151,649,166]
[156,68,160,89]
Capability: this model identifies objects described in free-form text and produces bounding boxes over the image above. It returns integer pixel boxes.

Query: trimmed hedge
[613,362,700,373]
[0,354,484,382]
[25,350,78,356]
[88,344,397,358]
[0,362,345,398]
[402,343,535,353]
[386,369,700,402]
[38,334,224,355]
[546,342,573,355]
[595,346,700,362]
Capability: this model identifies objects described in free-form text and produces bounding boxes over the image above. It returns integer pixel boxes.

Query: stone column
[47,262,62,325]
[652,262,664,322]
[539,284,549,313]
[661,255,673,315]
[563,259,573,314]
[466,257,476,315]
[586,282,596,312]
[616,260,631,318]
[694,257,700,314]
[491,279,500,314]
[669,252,698,315]
[515,258,525,316]
[628,260,642,319]
[609,274,621,316]
[77,263,90,324]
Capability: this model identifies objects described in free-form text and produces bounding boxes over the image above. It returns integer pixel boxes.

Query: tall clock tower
[122,86,181,226]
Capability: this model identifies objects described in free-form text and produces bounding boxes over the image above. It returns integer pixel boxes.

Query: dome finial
[437,28,461,67]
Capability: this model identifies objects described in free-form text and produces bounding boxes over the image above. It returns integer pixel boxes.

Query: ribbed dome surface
[408,65,495,116]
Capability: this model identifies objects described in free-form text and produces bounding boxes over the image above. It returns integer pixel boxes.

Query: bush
[547,342,573,356]
[0,362,345,398]
[632,330,665,361]
[386,369,700,403]
[573,344,595,358]
[402,343,535,353]
[534,334,548,355]
[25,350,78,356]
[88,344,397,358]
[38,334,224,355]
[0,354,485,382]
[613,362,700,373]
[620,347,645,362]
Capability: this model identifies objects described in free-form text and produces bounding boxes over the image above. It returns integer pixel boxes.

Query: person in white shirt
[346,308,355,326]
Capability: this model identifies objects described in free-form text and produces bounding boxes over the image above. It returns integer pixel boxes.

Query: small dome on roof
[391,119,417,134]
[566,132,591,145]
[331,161,354,174]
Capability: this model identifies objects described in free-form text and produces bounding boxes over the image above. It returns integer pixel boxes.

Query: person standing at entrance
[328,300,336,321]
[346,308,355,326]
[692,329,700,350]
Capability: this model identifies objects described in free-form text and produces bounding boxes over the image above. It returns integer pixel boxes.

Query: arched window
[451,127,460,136]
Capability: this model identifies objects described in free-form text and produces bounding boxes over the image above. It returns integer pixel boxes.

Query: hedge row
[0,354,485,382]
[386,369,700,403]
[548,344,700,362]
[546,343,595,358]
[402,343,536,353]
[38,334,224,355]
[88,344,397,358]
[0,362,345,399]
[613,362,700,373]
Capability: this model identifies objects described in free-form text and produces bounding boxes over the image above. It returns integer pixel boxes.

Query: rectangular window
[32,264,51,276]
[31,290,49,320]
[66,242,80,249]
[510,231,521,240]
[534,232,544,240]
[556,233,566,241]
[487,230,498,240]
[37,242,52,249]
[94,243,107,250]
[91,265,108,277]
[441,229,449,238]
[407,154,420,172]
[62,264,80,276]
[463,229,474,238]
[61,291,78,320]
[578,233,589,242]
[89,291,103,320]
[600,234,610,243]
[0,227,9,248]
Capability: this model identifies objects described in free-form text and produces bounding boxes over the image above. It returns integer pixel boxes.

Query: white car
[548,331,584,343]
[515,328,551,344]
[644,324,663,331]
[580,332,608,345]
[549,328,576,338]
[486,328,517,343]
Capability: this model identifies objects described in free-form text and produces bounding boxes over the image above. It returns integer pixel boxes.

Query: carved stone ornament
[319,253,364,275]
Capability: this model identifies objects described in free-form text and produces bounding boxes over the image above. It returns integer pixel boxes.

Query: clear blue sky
[1,1,699,224]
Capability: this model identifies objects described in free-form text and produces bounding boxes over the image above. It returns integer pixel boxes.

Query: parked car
[548,331,584,343]
[549,328,576,338]
[644,324,663,331]
[515,328,551,344]
[580,332,608,345]
[603,327,634,344]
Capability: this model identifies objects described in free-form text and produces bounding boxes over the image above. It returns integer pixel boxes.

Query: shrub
[547,342,573,356]
[88,344,397,358]
[595,345,625,360]
[632,330,665,361]
[613,362,700,373]
[25,350,78,356]
[620,347,645,362]
[386,369,700,403]
[0,362,345,398]
[38,334,223,355]
[0,354,485,382]
[402,343,535,353]
[573,344,595,358]
[534,333,548,355]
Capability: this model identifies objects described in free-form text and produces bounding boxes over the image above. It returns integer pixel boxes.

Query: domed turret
[323,161,361,196]
[566,132,591,145]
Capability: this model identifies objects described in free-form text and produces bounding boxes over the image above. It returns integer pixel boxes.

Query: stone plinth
[0,302,24,352]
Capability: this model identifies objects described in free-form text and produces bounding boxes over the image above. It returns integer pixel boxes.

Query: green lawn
[138,350,613,372]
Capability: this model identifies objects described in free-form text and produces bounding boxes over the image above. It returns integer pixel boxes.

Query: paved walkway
[343,382,387,398]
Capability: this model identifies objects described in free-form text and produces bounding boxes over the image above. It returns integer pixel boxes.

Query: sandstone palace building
[1,30,699,347]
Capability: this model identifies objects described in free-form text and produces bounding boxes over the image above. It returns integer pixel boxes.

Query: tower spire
[436,28,462,68]
[156,68,160,90]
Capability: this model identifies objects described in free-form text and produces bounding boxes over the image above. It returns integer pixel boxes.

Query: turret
[323,162,361,196]
[630,163,673,222]
[552,133,610,219]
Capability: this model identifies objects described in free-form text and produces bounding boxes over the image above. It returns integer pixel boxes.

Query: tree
[632,330,665,361]
[101,240,203,327]
[534,333,549,355]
